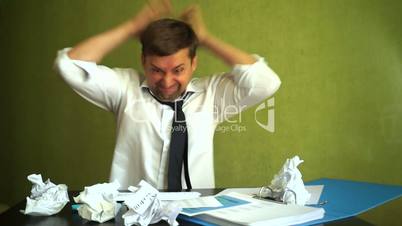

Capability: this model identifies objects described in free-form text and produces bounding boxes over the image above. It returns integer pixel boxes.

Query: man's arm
[180,5,281,123]
[180,5,256,66]
[68,0,172,63]
[55,0,171,112]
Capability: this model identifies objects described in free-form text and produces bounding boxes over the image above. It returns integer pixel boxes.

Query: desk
[0,189,375,226]
[0,189,220,226]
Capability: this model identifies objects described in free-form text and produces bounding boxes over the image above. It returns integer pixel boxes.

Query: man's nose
[161,74,175,87]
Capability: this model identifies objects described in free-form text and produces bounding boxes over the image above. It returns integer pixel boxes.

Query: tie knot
[162,100,183,111]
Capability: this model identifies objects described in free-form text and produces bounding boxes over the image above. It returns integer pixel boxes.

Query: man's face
[142,48,197,101]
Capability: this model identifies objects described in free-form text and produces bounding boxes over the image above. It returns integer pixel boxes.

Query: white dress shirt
[55,48,281,189]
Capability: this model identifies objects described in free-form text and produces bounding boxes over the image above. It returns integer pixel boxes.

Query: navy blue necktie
[148,90,192,191]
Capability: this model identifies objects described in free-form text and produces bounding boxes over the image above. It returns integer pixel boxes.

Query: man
[55,1,281,191]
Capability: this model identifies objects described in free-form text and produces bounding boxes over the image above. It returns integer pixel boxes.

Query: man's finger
[146,0,171,17]
[179,5,196,21]
[161,0,172,13]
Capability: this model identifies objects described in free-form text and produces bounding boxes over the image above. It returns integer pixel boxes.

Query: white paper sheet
[159,192,201,201]
[23,174,69,216]
[116,191,201,202]
[174,196,222,208]
[73,181,120,223]
[305,185,324,205]
[269,156,311,205]
[216,187,260,196]
[122,180,181,226]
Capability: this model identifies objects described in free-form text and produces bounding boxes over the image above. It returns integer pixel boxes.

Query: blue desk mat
[179,178,402,226]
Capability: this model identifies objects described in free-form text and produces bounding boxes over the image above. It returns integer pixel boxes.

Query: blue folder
[298,178,402,225]
[178,178,402,225]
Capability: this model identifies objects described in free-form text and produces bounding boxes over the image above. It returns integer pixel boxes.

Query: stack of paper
[180,192,325,226]
[216,185,324,205]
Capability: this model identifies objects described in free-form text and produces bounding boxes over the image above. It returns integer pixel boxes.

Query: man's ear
[191,56,198,72]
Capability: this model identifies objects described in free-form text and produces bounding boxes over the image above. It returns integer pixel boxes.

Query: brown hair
[140,18,198,59]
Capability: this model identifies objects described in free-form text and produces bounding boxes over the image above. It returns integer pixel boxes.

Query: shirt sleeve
[211,55,281,122]
[54,48,129,112]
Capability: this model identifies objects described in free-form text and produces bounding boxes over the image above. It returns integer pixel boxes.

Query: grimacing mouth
[153,84,182,101]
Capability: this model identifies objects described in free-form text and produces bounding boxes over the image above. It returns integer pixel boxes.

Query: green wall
[1,0,401,224]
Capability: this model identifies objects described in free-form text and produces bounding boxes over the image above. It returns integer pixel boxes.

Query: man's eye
[151,68,161,73]
[174,68,184,74]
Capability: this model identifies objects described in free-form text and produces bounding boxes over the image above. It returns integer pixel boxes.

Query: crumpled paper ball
[23,174,69,216]
[122,180,181,226]
[73,180,121,223]
[269,155,311,205]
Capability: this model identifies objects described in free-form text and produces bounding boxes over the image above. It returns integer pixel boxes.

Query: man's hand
[68,0,172,62]
[179,5,209,44]
[130,0,172,37]
[179,4,255,66]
